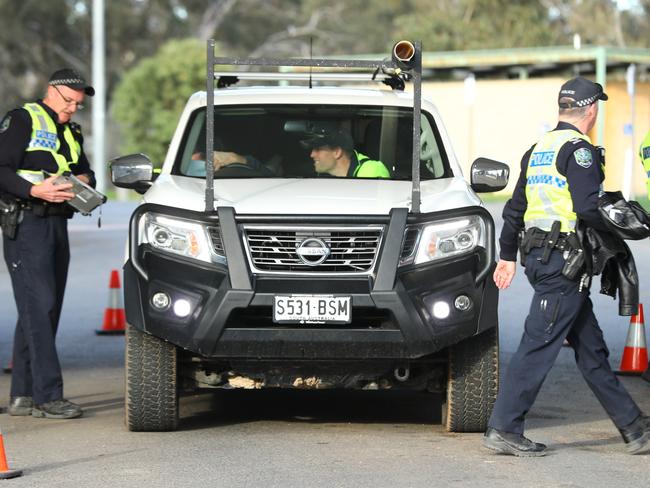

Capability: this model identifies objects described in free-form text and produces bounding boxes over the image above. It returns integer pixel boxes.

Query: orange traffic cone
[617,303,649,376]
[96,270,126,335]
[0,429,22,479]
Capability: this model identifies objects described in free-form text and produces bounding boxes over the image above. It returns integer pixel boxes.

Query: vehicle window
[174,104,452,180]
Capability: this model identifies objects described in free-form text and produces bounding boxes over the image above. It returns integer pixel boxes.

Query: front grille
[243,225,384,275]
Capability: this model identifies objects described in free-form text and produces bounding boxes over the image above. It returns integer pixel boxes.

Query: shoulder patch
[0,115,10,133]
[573,147,593,168]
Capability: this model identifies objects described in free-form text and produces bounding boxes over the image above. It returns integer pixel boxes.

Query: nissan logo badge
[296,238,330,266]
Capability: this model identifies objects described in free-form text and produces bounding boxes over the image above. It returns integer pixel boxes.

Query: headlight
[405,216,485,266]
[138,213,219,263]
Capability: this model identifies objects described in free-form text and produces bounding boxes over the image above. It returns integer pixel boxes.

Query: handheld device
[50,171,107,215]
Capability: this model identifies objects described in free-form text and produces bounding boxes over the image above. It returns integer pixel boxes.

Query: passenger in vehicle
[300,129,390,178]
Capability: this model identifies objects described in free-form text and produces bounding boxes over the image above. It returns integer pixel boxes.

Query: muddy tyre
[125,324,179,431]
[444,327,499,432]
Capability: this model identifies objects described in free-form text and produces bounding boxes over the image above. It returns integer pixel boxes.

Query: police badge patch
[0,115,10,133]
[573,147,592,168]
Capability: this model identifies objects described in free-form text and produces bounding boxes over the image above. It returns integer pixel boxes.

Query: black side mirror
[470,157,509,193]
[110,153,155,194]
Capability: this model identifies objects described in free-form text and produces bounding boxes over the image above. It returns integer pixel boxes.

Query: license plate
[273,295,351,324]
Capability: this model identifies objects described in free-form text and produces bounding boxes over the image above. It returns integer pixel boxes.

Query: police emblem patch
[573,147,592,168]
[0,115,10,133]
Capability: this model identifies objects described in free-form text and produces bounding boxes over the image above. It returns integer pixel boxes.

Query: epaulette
[569,138,585,145]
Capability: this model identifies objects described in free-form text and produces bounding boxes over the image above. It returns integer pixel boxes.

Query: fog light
[152,292,171,310]
[173,298,192,318]
[432,301,450,319]
[454,295,472,311]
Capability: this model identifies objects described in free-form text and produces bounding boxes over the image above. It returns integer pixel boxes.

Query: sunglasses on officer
[53,85,85,110]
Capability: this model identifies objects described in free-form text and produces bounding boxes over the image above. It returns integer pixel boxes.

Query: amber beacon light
[392,40,416,70]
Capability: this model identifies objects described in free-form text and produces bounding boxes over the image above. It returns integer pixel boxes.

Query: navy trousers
[489,247,641,434]
[3,211,69,405]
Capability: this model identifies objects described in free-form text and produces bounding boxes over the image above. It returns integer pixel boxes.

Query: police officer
[301,129,391,178]
[0,68,96,419]
[483,77,650,456]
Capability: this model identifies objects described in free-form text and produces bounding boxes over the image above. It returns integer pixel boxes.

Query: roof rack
[204,40,423,213]
[214,71,405,89]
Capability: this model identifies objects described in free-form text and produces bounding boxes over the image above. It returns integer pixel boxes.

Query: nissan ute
[111,40,509,432]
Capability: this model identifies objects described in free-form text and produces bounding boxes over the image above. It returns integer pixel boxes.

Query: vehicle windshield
[174,104,451,180]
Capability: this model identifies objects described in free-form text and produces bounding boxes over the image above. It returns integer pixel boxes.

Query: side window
[180,111,207,177]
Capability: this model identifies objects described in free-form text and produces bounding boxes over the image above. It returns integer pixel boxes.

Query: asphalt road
[0,201,649,487]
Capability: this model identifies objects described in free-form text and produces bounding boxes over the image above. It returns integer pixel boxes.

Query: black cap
[300,129,354,152]
[558,77,607,108]
[48,68,95,97]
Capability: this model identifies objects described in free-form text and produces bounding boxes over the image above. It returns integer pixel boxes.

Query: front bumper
[124,204,498,360]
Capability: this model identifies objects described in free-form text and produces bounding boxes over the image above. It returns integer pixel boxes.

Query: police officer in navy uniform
[0,68,96,419]
[483,77,650,456]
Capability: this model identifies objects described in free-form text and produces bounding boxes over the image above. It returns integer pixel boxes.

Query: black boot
[619,414,650,455]
[483,427,547,457]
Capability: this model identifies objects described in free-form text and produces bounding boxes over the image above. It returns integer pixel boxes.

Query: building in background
[414,46,650,197]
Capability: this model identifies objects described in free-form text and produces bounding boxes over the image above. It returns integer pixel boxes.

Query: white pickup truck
[111,40,509,432]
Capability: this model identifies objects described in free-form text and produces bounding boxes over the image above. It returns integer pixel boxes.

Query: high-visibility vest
[353,151,390,178]
[639,130,650,197]
[17,103,80,184]
[524,129,591,232]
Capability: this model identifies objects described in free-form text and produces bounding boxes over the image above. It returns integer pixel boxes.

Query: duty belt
[520,221,580,265]
[21,201,72,217]
[521,229,571,252]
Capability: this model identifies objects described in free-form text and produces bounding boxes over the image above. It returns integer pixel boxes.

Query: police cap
[300,129,354,152]
[48,68,95,97]
[558,77,607,108]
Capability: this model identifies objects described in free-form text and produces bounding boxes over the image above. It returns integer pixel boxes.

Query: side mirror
[110,153,155,194]
[470,157,509,193]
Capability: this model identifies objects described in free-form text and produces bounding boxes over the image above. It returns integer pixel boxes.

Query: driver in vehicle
[190,150,273,176]
[300,129,390,178]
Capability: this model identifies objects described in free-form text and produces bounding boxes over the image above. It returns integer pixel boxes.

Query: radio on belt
[50,171,107,215]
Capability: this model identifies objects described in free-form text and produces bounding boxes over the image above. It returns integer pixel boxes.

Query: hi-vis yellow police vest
[524,130,590,232]
[17,103,80,184]
[353,151,390,178]
[639,130,650,197]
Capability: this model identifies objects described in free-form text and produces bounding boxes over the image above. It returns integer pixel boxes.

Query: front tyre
[444,326,499,432]
[125,323,179,431]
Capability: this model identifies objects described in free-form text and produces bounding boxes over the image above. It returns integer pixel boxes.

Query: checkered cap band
[559,94,600,108]
[49,78,84,86]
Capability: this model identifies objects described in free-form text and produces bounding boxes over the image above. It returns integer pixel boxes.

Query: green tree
[112,38,208,164]
[0,0,90,111]
[392,0,558,51]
